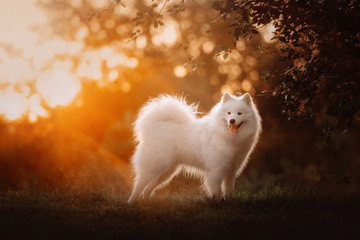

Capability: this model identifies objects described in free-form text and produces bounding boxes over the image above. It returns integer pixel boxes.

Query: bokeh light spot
[126,58,138,68]
[121,81,131,93]
[260,22,276,43]
[136,36,147,49]
[108,70,119,82]
[0,88,28,121]
[241,80,252,92]
[174,65,187,78]
[202,41,216,54]
[36,69,81,108]
[28,93,48,122]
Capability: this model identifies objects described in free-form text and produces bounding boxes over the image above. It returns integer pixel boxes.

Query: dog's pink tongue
[229,125,237,136]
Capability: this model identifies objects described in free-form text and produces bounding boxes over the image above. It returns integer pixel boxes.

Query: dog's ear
[221,92,232,103]
[242,93,252,105]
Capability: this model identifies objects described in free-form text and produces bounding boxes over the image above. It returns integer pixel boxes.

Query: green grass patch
[0,186,359,240]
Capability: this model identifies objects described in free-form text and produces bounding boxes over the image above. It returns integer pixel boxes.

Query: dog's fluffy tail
[134,95,198,142]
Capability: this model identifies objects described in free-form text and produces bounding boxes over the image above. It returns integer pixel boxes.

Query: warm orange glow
[0,0,143,122]
[221,84,233,94]
[249,71,260,81]
[218,64,229,74]
[121,81,131,93]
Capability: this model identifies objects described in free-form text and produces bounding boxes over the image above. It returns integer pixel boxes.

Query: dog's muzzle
[228,121,243,136]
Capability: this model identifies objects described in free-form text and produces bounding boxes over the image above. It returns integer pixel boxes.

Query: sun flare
[36,69,81,108]
[0,0,140,122]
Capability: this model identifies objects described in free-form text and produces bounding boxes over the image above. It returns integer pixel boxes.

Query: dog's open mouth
[229,122,243,136]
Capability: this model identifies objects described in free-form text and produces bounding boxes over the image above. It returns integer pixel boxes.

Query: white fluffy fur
[128,92,261,203]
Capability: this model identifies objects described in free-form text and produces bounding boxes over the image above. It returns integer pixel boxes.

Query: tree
[215,0,360,130]
[131,0,360,131]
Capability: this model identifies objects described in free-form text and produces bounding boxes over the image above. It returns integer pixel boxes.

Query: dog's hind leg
[128,173,152,204]
[142,168,177,200]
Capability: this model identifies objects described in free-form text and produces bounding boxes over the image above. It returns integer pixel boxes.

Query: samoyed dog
[128,92,261,203]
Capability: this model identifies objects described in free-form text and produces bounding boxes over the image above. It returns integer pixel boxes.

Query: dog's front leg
[204,170,224,199]
[222,171,236,199]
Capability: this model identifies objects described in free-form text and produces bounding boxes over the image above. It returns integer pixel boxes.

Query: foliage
[212,0,360,130]
[134,0,360,131]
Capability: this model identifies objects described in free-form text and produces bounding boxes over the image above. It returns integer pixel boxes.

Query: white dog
[128,92,261,203]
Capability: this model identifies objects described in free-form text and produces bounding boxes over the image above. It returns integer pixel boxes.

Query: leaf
[279,36,286,42]
[223,53,228,60]
[279,56,287,62]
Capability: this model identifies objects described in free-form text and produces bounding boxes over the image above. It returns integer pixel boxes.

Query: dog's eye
[227,112,231,115]
[238,112,242,115]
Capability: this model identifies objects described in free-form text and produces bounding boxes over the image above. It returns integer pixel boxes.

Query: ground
[0,186,359,240]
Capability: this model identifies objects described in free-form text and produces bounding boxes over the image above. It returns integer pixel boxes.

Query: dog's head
[219,92,255,136]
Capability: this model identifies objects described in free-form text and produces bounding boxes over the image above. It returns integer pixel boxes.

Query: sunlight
[221,84,233,94]
[88,0,110,9]
[108,70,119,82]
[36,69,81,108]
[28,94,48,122]
[0,88,28,121]
[0,0,46,32]
[260,22,276,43]
[126,58,139,68]
[151,21,179,47]
[0,58,33,84]
[174,65,187,78]
[136,36,148,49]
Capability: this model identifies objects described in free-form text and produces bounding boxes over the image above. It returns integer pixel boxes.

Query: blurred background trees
[0,0,359,192]
[211,0,360,131]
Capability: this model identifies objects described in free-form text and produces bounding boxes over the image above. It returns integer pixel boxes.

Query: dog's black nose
[230,119,235,124]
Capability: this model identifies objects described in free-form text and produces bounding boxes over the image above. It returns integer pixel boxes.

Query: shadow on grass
[0,185,359,240]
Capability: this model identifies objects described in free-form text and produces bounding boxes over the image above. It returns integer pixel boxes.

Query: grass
[0,186,359,240]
